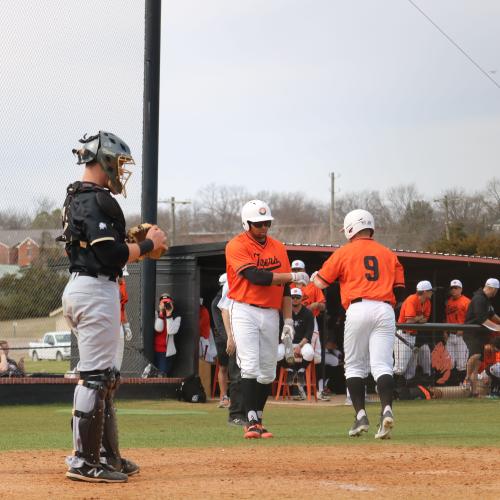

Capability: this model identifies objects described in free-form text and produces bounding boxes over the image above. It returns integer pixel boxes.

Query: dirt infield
[2,445,499,499]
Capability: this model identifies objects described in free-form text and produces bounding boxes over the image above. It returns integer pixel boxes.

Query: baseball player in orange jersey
[226,200,309,439]
[312,209,405,439]
[395,281,433,381]
[444,279,470,374]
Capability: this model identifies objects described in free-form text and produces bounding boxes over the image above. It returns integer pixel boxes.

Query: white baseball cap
[291,259,305,270]
[290,287,303,297]
[416,280,433,292]
[218,273,227,286]
[485,278,500,289]
[450,279,462,288]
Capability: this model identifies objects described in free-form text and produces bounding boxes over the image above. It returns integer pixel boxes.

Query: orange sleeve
[226,238,255,275]
[120,281,128,307]
[403,296,418,321]
[318,250,343,285]
[394,258,405,287]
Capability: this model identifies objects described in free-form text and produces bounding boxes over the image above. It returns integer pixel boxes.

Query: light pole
[158,197,191,245]
[433,195,459,241]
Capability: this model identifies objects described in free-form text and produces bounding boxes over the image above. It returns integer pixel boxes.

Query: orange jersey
[317,237,404,310]
[119,279,128,324]
[445,295,471,324]
[297,282,325,317]
[398,293,431,333]
[226,232,291,309]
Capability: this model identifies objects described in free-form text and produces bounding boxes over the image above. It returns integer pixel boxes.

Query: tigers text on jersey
[445,295,471,324]
[226,232,291,309]
[317,238,405,310]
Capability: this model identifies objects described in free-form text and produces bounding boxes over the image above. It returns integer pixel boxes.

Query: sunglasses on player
[291,295,302,299]
[250,220,272,228]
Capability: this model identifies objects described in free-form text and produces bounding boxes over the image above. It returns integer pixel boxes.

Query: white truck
[29,331,71,361]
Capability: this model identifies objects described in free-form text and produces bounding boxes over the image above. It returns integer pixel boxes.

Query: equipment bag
[176,374,207,403]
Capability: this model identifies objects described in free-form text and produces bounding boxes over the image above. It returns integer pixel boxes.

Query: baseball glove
[126,223,166,260]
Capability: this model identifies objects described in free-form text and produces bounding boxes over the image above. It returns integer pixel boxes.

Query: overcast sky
[1,0,499,216]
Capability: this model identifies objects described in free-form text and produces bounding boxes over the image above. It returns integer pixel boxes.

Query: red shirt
[199,305,210,339]
[154,315,167,353]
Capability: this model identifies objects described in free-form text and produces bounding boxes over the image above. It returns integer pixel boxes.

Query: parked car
[29,331,71,361]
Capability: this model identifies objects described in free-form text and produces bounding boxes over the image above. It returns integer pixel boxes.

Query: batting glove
[123,322,133,341]
[291,271,310,285]
[281,318,295,364]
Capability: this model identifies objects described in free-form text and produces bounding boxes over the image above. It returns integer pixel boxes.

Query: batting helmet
[241,200,274,231]
[342,209,374,240]
[72,131,134,197]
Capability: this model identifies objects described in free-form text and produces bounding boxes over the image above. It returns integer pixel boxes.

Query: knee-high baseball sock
[346,377,365,414]
[241,378,259,424]
[256,382,271,421]
[376,374,394,412]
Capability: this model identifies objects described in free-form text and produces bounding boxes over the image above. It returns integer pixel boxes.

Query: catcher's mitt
[126,223,166,260]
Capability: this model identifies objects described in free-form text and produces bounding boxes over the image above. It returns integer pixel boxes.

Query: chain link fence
[0,0,148,376]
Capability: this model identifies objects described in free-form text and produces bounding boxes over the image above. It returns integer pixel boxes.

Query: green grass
[0,398,499,452]
[23,359,70,374]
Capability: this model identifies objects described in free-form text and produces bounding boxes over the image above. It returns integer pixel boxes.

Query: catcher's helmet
[241,200,274,231]
[72,131,134,196]
[342,209,374,240]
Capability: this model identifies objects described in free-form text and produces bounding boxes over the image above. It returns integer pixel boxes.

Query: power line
[407,0,500,90]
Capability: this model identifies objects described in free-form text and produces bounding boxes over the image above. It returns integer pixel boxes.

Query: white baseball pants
[394,332,431,378]
[277,342,315,362]
[230,301,279,384]
[344,300,395,381]
[445,334,468,371]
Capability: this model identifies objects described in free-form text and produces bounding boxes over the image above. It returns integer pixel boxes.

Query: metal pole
[329,172,335,243]
[141,0,162,364]
[444,195,450,241]
[171,196,176,246]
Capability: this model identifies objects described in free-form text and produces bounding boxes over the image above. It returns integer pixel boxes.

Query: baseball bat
[394,330,420,354]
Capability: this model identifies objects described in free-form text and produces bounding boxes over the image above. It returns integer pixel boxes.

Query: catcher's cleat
[228,417,246,426]
[218,396,230,408]
[118,458,140,476]
[259,424,273,439]
[319,390,331,401]
[66,464,128,483]
[348,415,370,437]
[375,410,394,440]
[244,423,262,439]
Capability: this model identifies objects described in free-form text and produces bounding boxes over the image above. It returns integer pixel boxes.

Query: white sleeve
[217,283,232,310]
[154,315,165,332]
[166,316,181,335]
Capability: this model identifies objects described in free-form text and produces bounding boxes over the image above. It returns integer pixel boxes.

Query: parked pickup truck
[29,331,71,361]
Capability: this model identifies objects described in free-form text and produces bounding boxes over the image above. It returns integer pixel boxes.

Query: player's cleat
[282,333,295,365]
[218,395,230,408]
[228,417,246,426]
[294,385,307,400]
[244,423,262,439]
[118,458,140,476]
[348,415,370,437]
[375,410,394,440]
[66,464,128,483]
[259,424,274,438]
[319,390,331,401]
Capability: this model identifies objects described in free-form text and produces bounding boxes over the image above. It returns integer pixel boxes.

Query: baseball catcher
[60,131,167,483]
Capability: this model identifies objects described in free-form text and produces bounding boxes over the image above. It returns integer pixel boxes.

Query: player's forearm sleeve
[394,287,406,303]
[92,241,129,269]
[241,267,273,286]
[283,284,291,296]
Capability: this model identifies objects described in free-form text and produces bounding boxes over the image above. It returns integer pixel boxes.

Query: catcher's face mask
[73,131,134,197]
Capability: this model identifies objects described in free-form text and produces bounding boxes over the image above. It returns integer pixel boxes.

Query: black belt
[76,271,117,282]
[351,297,391,305]
[249,303,271,309]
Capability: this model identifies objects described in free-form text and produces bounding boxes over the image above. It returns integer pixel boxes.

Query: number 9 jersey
[317,237,405,310]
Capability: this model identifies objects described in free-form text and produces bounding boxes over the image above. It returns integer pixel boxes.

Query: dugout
[152,242,500,378]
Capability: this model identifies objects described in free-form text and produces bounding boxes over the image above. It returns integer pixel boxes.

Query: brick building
[0,229,61,266]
